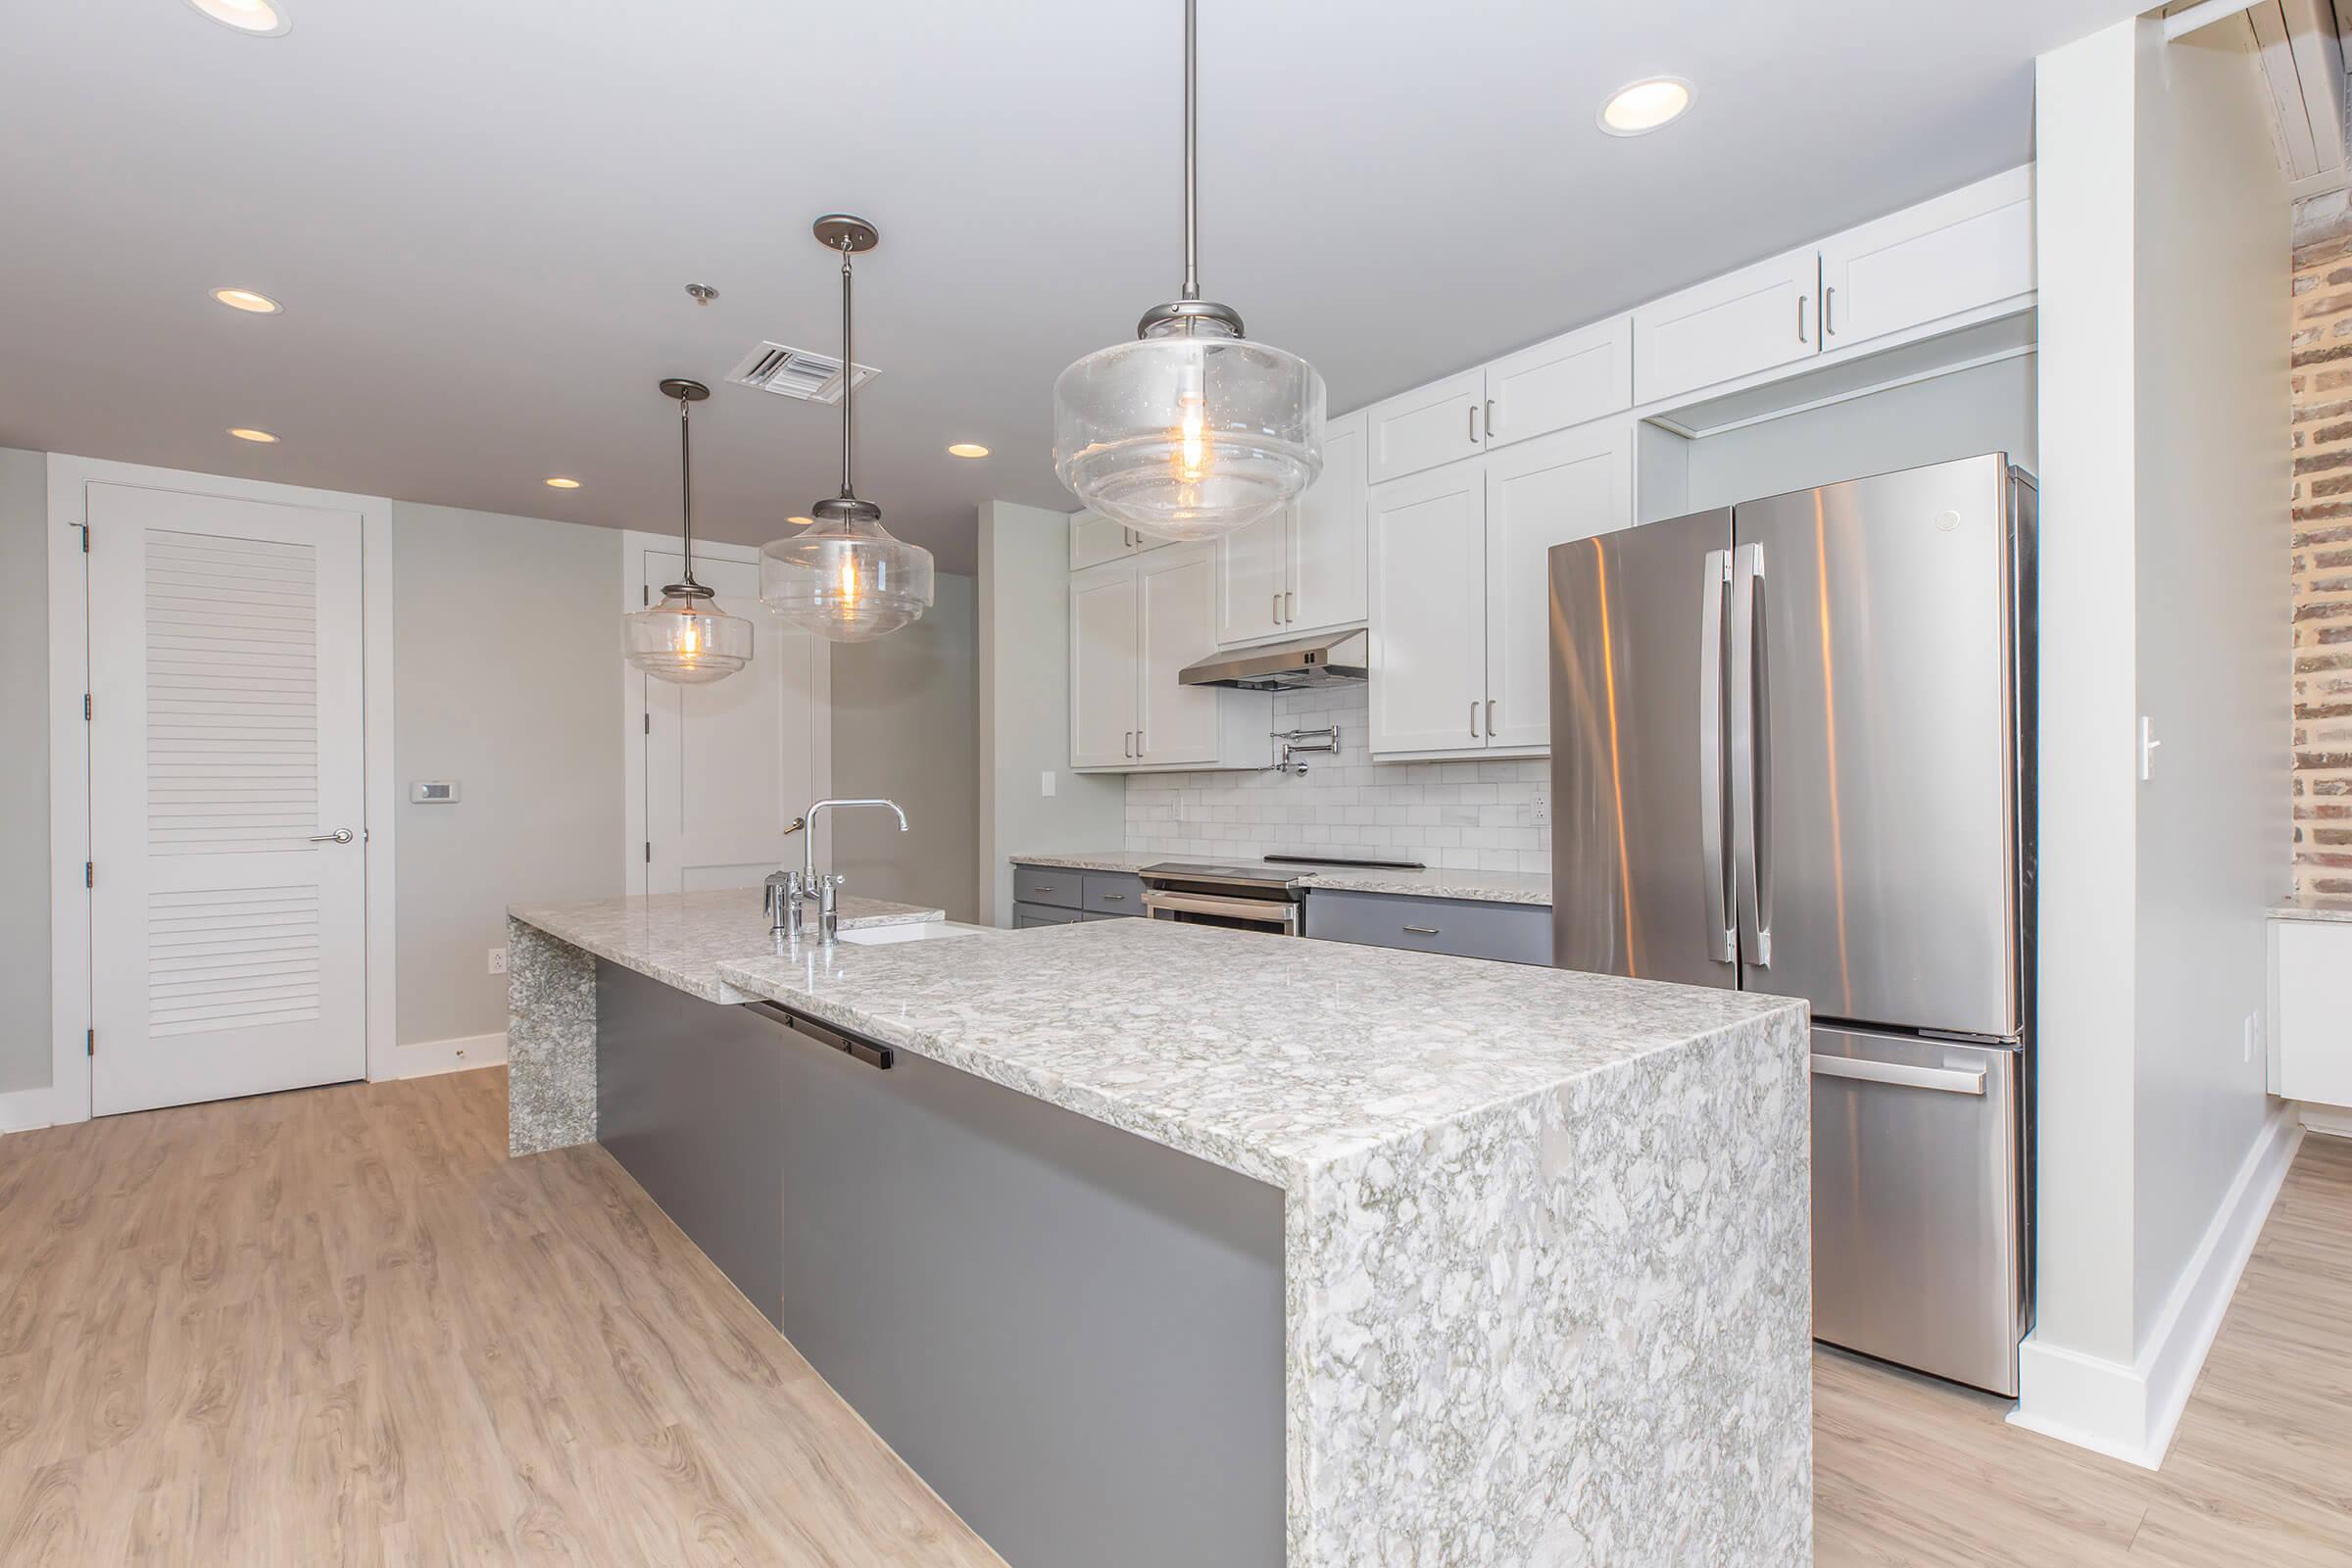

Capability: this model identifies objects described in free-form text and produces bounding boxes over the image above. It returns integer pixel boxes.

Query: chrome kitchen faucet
[766,799,908,944]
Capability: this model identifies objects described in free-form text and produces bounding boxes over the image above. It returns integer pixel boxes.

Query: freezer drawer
[1812,1027,2024,1396]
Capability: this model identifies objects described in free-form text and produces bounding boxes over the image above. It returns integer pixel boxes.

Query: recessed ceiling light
[228,427,279,443]
[185,0,291,35]
[1599,77,1692,136]
[212,287,282,314]
[544,476,582,490]
[947,443,991,459]
[786,515,814,526]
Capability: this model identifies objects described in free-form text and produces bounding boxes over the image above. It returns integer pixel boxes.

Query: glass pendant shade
[622,588,753,683]
[760,506,934,644]
[1054,324,1324,542]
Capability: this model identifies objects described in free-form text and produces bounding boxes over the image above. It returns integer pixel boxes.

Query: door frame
[617,530,830,898]
[33,454,396,1129]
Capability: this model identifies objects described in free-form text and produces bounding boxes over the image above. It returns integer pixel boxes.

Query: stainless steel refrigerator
[1547,452,2034,1396]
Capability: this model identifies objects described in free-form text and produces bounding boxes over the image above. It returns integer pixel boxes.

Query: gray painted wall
[1683,355,2039,511]
[393,501,623,1045]
[0,449,50,1094]
[976,502,1126,925]
[829,572,979,921]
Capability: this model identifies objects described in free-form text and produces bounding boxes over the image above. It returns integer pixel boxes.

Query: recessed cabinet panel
[1069,563,1141,768]
[1070,510,1132,571]
[1485,317,1632,451]
[1632,246,1821,406]
[1819,167,2034,353]
[1367,368,1486,485]
[1367,463,1488,756]
[1138,545,1223,765]
[1214,507,1289,646]
[1483,422,1633,751]
[1290,409,1368,634]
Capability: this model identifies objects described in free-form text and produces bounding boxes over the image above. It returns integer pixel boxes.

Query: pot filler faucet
[764,799,909,945]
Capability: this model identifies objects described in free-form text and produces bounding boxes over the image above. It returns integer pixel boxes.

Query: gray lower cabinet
[1012,864,1147,924]
[1013,863,1081,909]
[594,963,1285,1568]
[1013,902,1083,928]
[1302,888,1552,965]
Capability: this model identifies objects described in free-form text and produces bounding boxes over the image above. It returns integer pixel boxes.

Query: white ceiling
[1,0,2140,575]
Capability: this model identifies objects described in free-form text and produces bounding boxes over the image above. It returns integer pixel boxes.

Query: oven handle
[1142,889,1300,929]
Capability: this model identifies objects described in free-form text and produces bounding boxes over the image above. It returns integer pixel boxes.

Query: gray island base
[507,901,1812,1568]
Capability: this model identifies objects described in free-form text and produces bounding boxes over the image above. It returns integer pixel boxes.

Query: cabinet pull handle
[1797,294,1808,344]
[1100,893,1126,902]
[1470,701,1480,738]
[1273,591,1281,625]
[1137,728,1144,755]
[1403,925,1440,936]
[1485,399,1495,441]
[1285,589,1295,621]
[1469,405,1480,444]
[1124,730,1133,758]
[1824,285,1837,336]
[1486,697,1495,735]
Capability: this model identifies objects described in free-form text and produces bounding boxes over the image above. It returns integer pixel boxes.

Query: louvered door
[86,483,367,1115]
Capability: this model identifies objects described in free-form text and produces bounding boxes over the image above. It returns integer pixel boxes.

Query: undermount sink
[834,920,989,947]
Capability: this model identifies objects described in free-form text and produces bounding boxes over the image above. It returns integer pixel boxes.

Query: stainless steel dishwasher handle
[1811,1054,1984,1097]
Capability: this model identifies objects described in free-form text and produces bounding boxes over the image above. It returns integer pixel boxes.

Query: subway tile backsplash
[1123,686,1552,872]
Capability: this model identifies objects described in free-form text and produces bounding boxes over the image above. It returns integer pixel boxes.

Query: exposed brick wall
[2291,193,2352,898]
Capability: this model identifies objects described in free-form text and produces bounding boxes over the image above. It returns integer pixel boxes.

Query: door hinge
[644,841,652,863]
[86,1028,94,1057]
[644,712,651,735]
[84,860,93,889]
[642,584,650,607]
[78,523,89,553]
[83,694,91,720]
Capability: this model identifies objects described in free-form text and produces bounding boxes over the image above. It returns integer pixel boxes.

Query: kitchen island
[506,902,1812,1567]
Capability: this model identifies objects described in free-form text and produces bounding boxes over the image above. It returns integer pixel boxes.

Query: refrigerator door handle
[1811,1053,1986,1096]
[1699,549,1734,962]
[1731,541,1773,967]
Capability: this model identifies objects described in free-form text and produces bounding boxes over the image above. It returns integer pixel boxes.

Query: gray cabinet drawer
[1083,871,1146,916]
[1013,902,1084,929]
[1013,863,1081,909]
[1302,889,1551,966]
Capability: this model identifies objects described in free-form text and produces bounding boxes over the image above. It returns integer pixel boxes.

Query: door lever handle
[309,828,355,845]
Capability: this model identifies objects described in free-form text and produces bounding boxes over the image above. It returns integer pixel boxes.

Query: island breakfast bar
[506,902,1813,1568]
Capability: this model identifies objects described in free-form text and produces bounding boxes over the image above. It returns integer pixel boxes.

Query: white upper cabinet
[1136,545,1224,765]
[1367,461,1491,755]
[1069,561,1142,767]
[1818,166,2034,353]
[1367,368,1487,485]
[1069,508,1172,571]
[1287,409,1369,634]
[1483,316,1632,454]
[1213,408,1369,646]
[1632,246,1822,408]
[1481,421,1632,750]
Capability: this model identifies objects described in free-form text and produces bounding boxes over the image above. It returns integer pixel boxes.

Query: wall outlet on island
[488,947,508,976]
[1531,789,1550,827]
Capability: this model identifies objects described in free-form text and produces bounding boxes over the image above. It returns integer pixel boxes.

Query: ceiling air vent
[725,341,878,405]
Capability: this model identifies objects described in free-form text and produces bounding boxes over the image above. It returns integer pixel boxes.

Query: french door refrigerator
[1547,452,2035,1396]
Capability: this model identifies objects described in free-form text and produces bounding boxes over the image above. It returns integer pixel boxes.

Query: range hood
[1179,628,1367,691]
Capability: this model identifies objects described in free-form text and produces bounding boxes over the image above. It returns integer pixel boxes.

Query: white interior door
[640,549,826,896]
[1483,420,1634,750]
[86,482,367,1116]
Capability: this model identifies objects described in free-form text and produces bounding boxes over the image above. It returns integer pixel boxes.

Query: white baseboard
[375,1032,508,1081]
[2011,1104,2302,1468]
[2295,1102,2352,1139]
[0,1084,74,1136]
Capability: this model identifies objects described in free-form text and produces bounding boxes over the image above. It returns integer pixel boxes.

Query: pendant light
[1051,0,1324,543]
[760,216,935,643]
[622,378,754,684]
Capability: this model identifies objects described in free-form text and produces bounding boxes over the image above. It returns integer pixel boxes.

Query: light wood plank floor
[2,1068,2346,1565]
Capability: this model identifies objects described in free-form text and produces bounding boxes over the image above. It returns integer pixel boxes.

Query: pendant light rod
[1182,0,1199,304]
[656,377,712,595]
[839,239,857,499]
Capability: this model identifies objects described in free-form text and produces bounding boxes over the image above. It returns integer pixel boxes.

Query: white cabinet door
[1484,316,1632,451]
[1367,367,1486,485]
[1289,409,1368,634]
[1482,421,1633,751]
[1819,166,2034,352]
[2275,920,2352,1105]
[1069,562,1141,767]
[1632,246,1821,406]
[1368,463,1489,756]
[1214,506,1289,646]
[1137,543,1223,765]
[1070,509,1137,571]
[86,482,368,1116]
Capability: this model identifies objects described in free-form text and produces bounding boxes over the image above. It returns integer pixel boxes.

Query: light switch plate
[1040,770,1055,798]
[411,780,462,804]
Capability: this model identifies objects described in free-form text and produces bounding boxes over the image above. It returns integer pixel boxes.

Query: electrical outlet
[488,947,508,976]
[1530,789,1550,827]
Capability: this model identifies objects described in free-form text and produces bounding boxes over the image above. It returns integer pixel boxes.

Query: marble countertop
[2272,895,2352,924]
[1010,852,1552,906]
[713,916,1797,1189]
[508,887,944,1004]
